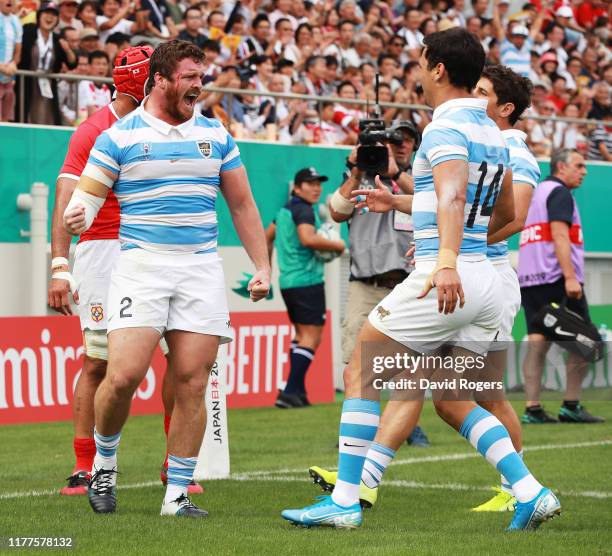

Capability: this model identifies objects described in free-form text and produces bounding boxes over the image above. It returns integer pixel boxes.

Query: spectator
[97,0,142,45]
[332,80,362,140]
[323,19,360,69]
[237,13,271,67]
[57,49,89,124]
[397,8,422,59]
[104,31,131,64]
[58,0,81,31]
[250,53,273,92]
[587,81,611,120]
[547,73,568,112]
[539,23,569,71]
[528,99,557,157]
[77,50,111,117]
[306,100,348,145]
[79,27,102,53]
[140,0,176,40]
[76,0,99,30]
[177,6,207,49]
[0,0,22,122]
[553,103,588,152]
[271,17,295,62]
[587,107,612,162]
[387,34,409,66]
[302,54,326,98]
[266,167,344,409]
[518,148,603,424]
[17,1,76,124]
[59,25,80,53]
[269,0,297,31]
[493,0,548,77]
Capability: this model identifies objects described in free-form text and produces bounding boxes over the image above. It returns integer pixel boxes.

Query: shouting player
[63,40,270,518]
[281,28,560,531]
[47,46,188,496]
[309,65,542,514]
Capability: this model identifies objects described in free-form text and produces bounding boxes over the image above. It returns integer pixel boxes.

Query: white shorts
[488,259,521,352]
[368,257,503,355]
[72,239,121,331]
[107,249,233,344]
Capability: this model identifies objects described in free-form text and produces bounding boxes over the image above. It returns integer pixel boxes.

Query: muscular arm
[433,159,467,257]
[221,166,271,300]
[487,170,516,240]
[49,176,78,315]
[488,181,532,244]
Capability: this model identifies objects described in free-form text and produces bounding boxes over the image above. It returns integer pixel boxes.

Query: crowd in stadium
[1,0,610,159]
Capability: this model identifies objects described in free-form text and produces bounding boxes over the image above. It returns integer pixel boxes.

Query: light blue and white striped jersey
[412,98,510,260]
[0,13,22,84]
[86,104,242,254]
[487,128,540,261]
[500,37,532,78]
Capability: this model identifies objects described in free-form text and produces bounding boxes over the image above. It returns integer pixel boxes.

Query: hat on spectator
[390,119,421,148]
[540,51,558,65]
[38,1,59,14]
[294,167,329,185]
[499,0,510,4]
[555,6,574,18]
[437,18,458,32]
[80,28,99,40]
[510,24,529,37]
[531,78,551,91]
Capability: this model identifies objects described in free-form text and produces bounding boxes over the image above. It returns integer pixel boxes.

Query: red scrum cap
[113,46,154,102]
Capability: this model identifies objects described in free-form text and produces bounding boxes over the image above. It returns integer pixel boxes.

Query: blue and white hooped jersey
[412,98,510,260]
[86,104,242,254]
[487,129,540,262]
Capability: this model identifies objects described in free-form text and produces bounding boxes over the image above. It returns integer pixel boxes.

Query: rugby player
[308,65,542,514]
[281,28,560,531]
[47,46,199,495]
[63,40,270,517]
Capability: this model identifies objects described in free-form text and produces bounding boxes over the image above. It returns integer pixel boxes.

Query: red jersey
[58,104,120,243]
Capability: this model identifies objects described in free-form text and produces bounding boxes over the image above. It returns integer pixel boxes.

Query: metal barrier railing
[14,68,603,127]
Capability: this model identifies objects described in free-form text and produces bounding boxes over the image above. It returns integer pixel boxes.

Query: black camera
[356,118,404,175]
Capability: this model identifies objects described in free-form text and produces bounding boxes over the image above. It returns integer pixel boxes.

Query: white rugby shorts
[488,258,521,352]
[368,257,503,354]
[72,239,120,331]
[107,249,233,343]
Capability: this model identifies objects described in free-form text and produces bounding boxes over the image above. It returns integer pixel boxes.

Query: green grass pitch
[1,397,611,555]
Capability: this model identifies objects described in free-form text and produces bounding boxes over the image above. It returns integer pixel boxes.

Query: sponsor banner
[0,312,334,425]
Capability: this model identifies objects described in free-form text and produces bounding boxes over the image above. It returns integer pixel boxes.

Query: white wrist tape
[64,189,105,232]
[330,189,355,215]
[51,257,69,268]
[52,271,77,295]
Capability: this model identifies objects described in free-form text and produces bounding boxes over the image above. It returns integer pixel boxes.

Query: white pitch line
[231,439,612,479]
[1,439,610,501]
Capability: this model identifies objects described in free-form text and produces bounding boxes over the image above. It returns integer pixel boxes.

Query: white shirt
[78,80,112,113]
[96,15,133,44]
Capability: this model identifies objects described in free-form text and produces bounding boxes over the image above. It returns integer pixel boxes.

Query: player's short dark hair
[88,50,109,64]
[482,65,533,125]
[423,28,485,92]
[149,40,204,84]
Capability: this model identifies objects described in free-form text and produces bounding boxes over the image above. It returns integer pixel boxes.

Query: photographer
[328,120,430,446]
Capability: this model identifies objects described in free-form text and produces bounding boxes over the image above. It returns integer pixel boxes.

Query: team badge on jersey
[198,140,212,158]
[90,303,104,322]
